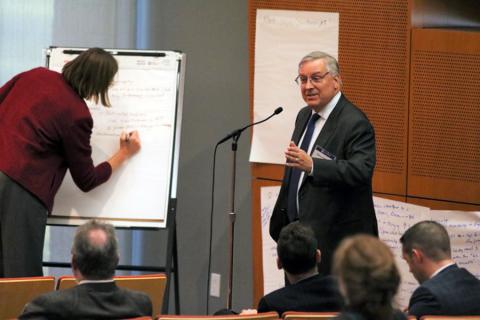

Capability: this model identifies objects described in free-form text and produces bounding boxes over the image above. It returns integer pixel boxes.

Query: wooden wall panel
[408,29,480,205]
[407,197,480,211]
[374,193,406,203]
[249,0,411,195]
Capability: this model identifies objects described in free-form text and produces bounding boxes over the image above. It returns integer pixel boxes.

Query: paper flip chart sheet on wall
[250,9,339,164]
[260,186,284,294]
[260,187,480,308]
[375,198,480,308]
[373,197,431,308]
[46,48,185,228]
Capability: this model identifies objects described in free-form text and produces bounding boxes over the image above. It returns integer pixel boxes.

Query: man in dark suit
[401,221,480,317]
[258,222,343,315]
[19,220,152,319]
[270,51,378,275]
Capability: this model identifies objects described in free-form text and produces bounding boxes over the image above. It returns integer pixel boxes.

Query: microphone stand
[217,107,282,310]
[226,132,239,310]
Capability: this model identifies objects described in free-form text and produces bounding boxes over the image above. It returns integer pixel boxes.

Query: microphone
[273,106,283,115]
[217,107,283,145]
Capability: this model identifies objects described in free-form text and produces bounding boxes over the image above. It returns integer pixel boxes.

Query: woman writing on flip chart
[0,47,140,277]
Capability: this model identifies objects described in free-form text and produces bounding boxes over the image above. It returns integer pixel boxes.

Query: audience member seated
[333,234,406,320]
[400,221,480,318]
[257,222,343,315]
[19,220,152,319]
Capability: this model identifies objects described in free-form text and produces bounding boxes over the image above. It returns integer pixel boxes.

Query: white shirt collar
[313,91,341,120]
[79,279,115,285]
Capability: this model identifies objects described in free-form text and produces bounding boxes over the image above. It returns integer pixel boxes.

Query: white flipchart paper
[250,9,339,164]
[260,188,480,308]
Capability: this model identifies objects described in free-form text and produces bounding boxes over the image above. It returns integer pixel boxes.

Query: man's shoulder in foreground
[409,265,480,317]
[258,274,343,314]
[19,282,152,319]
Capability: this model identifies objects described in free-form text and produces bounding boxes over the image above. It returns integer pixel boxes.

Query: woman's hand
[120,130,141,157]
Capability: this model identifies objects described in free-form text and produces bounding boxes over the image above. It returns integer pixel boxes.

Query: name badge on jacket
[312,145,336,160]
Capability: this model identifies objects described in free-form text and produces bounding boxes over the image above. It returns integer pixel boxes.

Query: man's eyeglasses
[294,71,330,85]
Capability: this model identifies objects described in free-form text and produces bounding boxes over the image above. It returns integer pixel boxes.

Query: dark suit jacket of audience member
[257,274,343,315]
[19,281,152,319]
[408,264,480,317]
[335,309,407,320]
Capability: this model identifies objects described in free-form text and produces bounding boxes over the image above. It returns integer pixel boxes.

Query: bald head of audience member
[19,219,153,319]
[333,234,400,319]
[277,222,320,284]
[71,220,119,281]
[400,220,454,284]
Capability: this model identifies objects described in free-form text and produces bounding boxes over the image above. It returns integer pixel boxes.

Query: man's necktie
[287,113,321,222]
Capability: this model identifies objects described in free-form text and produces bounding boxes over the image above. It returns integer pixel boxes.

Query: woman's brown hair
[62,47,118,107]
[333,234,400,319]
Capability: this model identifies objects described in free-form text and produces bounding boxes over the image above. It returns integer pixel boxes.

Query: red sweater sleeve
[62,115,112,192]
[0,73,20,104]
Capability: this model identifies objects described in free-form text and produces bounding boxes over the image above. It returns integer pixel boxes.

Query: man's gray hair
[299,51,340,76]
[72,219,119,280]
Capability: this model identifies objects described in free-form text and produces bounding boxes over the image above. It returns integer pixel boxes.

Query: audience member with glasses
[269,51,378,276]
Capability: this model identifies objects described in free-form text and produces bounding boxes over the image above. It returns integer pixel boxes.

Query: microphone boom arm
[217,107,282,145]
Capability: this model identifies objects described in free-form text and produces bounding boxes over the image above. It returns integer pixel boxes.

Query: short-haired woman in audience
[333,234,406,320]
